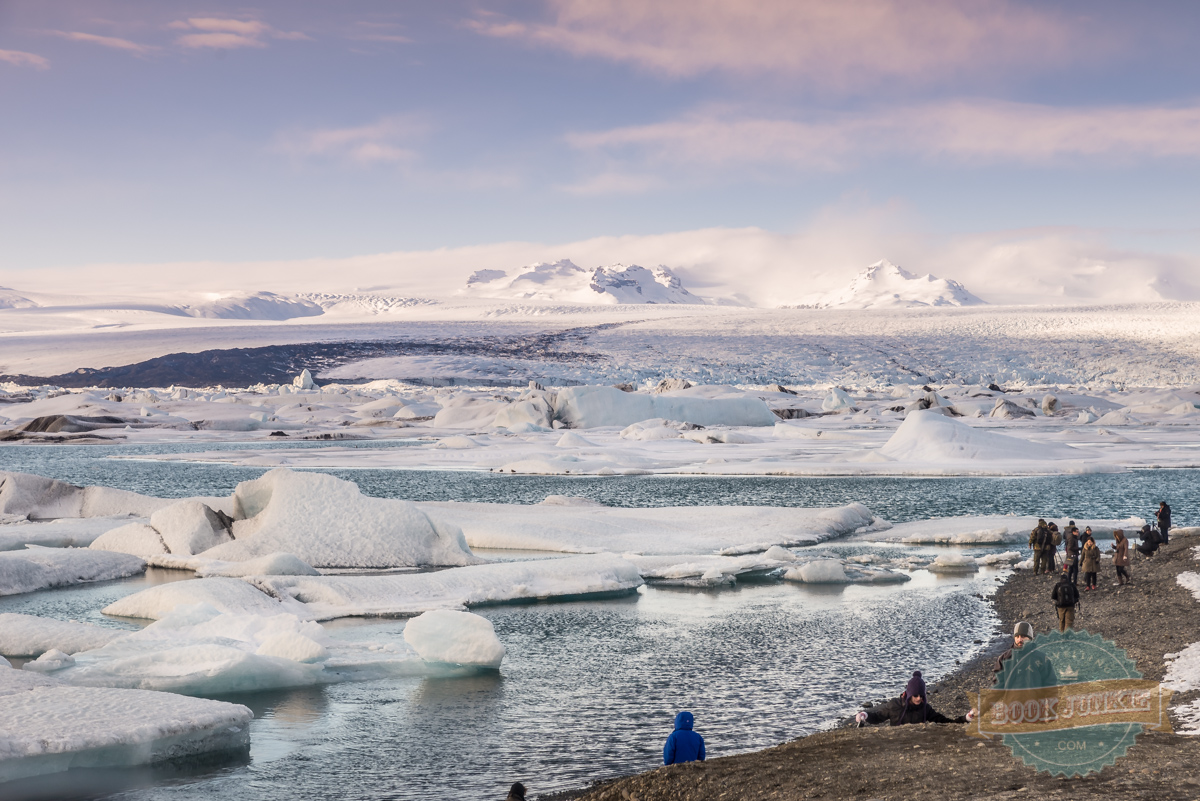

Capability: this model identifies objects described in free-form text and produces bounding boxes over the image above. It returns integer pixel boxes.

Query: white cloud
[470,0,1083,89]
[0,49,50,69]
[566,101,1200,182]
[170,18,309,50]
[10,211,1199,307]
[278,115,430,165]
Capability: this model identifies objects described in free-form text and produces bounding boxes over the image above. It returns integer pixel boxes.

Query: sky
[2,0,1200,305]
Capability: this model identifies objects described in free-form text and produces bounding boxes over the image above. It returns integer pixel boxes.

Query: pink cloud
[49,31,158,55]
[280,116,430,165]
[170,18,309,50]
[471,0,1081,88]
[0,49,50,69]
[567,101,1200,179]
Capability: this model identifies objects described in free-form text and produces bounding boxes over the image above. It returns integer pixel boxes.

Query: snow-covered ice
[0,547,145,596]
[417,500,875,555]
[195,469,479,568]
[0,516,140,551]
[248,553,644,620]
[0,662,252,783]
[0,613,126,657]
[402,610,506,668]
[103,577,296,620]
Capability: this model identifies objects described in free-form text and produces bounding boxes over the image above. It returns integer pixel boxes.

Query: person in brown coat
[1080,529,1101,590]
[1112,529,1131,585]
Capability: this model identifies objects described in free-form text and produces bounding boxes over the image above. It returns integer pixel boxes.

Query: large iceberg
[0,664,251,783]
[199,469,480,568]
[553,386,777,429]
[878,410,1085,462]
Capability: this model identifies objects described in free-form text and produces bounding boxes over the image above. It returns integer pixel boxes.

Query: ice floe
[417,500,875,555]
[0,613,127,657]
[103,577,295,620]
[403,610,506,668]
[0,547,145,596]
[0,663,252,783]
[248,553,644,620]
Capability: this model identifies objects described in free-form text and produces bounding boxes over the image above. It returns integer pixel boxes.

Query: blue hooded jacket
[663,711,705,765]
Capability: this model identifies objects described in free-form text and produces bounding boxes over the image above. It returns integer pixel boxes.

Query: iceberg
[249,553,644,620]
[554,386,777,429]
[0,547,145,597]
[199,469,480,568]
[418,500,875,555]
[0,516,143,551]
[103,576,296,620]
[0,472,169,520]
[0,664,252,784]
[0,614,127,657]
[403,610,506,668]
[879,410,1084,462]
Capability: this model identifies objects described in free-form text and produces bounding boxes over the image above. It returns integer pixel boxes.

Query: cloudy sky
[3,1,1200,304]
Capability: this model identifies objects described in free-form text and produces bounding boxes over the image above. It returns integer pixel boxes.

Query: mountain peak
[465,260,702,304]
[798,260,986,309]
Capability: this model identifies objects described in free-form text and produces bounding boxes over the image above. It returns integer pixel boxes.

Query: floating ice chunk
[783,559,848,583]
[90,522,167,558]
[24,649,75,673]
[200,469,479,569]
[0,671,252,783]
[899,528,1010,545]
[197,552,320,578]
[537,495,604,508]
[293,368,316,390]
[879,410,1083,462]
[976,550,1022,565]
[251,553,643,620]
[821,387,856,412]
[436,435,480,449]
[927,553,979,573]
[680,428,762,444]
[418,501,874,555]
[627,550,795,586]
[0,472,170,520]
[0,547,145,596]
[0,516,140,551]
[1094,409,1138,426]
[555,386,776,429]
[0,613,126,657]
[493,394,554,430]
[621,419,685,441]
[1076,410,1096,424]
[103,577,292,620]
[403,610,505,668]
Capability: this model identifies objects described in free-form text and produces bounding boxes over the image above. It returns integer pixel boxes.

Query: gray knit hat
[1014,621,1034,638]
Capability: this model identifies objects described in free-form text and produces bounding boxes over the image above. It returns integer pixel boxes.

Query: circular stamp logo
[972,629,1173,777]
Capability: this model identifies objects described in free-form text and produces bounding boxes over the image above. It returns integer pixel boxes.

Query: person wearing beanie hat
[505,782,527,801]
[854,670,974,726]
[993,621,1057,690]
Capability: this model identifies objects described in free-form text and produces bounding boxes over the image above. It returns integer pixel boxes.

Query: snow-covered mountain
[800,260,986,309]
[0,287,38,310]
[464,259,703,304]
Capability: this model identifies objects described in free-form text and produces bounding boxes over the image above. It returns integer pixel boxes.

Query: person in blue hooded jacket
[663,711,705,765]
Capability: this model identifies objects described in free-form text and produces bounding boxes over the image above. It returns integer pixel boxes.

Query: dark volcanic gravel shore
[555,531,1200,801]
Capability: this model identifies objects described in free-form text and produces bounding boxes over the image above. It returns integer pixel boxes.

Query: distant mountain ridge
[798,260,986,309]
[465,259,703,304]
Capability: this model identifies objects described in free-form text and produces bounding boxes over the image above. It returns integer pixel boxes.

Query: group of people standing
[1038,501,1172,632]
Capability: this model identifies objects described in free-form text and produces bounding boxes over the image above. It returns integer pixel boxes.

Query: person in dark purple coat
[663,711,705,765]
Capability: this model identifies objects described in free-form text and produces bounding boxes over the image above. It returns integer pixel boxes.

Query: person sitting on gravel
[1081,531,1101,590]
[1112,530,1131,585]
[1136,524,1161,558]
[663,711,705,765]
[854,671,975,726]
[1051,571,1080,631]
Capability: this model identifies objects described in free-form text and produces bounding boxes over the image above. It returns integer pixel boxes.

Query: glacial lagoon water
[1,442,1197,801]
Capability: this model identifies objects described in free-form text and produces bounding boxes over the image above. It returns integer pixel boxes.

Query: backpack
[1057,581,1079,608]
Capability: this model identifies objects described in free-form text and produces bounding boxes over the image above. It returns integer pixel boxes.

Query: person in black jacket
[1051,572,1079,631]
[1135,524,1161,558]
[1157,501,1172,545]
[854,671,975,726]
[1063,524,1080,585]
